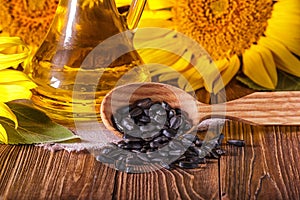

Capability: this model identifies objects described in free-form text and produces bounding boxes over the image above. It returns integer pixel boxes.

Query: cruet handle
[126,0,147,30]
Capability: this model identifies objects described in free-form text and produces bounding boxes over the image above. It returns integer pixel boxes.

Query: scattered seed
[178,161,198,169]
[227,139,245,147]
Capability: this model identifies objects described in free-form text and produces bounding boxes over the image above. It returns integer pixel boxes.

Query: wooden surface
[1,80,300,200]
[198,91,300,125]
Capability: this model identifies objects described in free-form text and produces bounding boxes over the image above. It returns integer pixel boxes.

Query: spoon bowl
[100,82,200,138]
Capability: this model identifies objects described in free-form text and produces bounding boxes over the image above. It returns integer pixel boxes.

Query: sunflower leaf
[237,70,300,91]
[0,101,80,144]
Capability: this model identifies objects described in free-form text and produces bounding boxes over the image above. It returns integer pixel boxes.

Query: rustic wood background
[0,80,299,199]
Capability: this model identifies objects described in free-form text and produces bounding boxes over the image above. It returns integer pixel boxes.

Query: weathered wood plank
[220,122,300,199]
[113,162,220,200]
[0,145,116,199]
[1,122,299,200]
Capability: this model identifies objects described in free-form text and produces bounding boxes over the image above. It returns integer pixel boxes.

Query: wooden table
[0,80,299,199]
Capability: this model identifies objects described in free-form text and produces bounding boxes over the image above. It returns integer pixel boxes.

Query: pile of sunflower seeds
[96,98,243,173]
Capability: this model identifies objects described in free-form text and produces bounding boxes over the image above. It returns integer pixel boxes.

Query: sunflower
[0,0,59,48]
[0,36,36,143]
[129,0,300,93]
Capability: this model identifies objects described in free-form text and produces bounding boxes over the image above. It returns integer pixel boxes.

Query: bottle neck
[48,0,128,47]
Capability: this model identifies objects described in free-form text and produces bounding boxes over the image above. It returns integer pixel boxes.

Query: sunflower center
[1,0,58,46]
[173,0,274,60]
[210,0,229,17]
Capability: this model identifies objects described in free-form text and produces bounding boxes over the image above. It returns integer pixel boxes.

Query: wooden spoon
[100,82,300,137]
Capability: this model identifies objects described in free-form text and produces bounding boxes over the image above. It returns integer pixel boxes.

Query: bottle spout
[126,0,147,30]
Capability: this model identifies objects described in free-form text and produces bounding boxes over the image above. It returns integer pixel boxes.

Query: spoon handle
[197,91,300,125]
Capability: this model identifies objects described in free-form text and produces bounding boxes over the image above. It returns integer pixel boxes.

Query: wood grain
[0,122,300,199]
[113,162,219,200]
[198,91,300,125]
[0,146,116,199]
[220,122,300,199]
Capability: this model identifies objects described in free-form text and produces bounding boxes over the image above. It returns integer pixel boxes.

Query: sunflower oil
[26,0,149,124]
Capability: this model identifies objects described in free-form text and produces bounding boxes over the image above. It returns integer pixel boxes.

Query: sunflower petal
[259,37,300,77]
[0,69,35,83]
[0,102,18,129]
[0,124,8,144]
[148,64,175,77]
[0,37,29,69]
[183,78,204,92]
[135,32,186,57]
[138,49,181,66]
[178,71,204,92]
[192,57,220,93]
[139,18,174,28]
[0,85,33,102]
[212,56,240,93]
[170,50,193,72]
[0,52,29,69]
[141,10,173,20]
[255,45,277,86]
[134,28,175,41]
[0,37,27,50]
[159,71,180,82]
[265,24,300,56]
[147,0,175,10]
[243,45,277,89]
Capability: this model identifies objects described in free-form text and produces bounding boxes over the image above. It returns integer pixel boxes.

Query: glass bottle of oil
[26,0,149,124]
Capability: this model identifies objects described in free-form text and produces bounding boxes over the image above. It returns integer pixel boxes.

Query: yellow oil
[26,0,150,124]
[28,43,149,124]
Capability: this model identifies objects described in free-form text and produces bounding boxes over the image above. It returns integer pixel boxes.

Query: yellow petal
[0,37,29,69]
[7,80,36,90]
[177,58,208,92]
[272,0,300,13]
[259,37,300,77]
[0,69,35,84]
[222,56,241,85]
[159,71,180,82]
[148,63,175,77]
[255,45,278,86]
[0,102,18,129]
[147,0,175,10]
[0,124,8,144]
[0,37,27,51]
[135,31,185,56]
[139,18,174,28]
[135,28,175,42]
[141,10,173,20]
[0,52,29,69]
[181,64,203,81]
[265,26,300,56]
[0,85,33,102]
[178,67,204,92]
[135,31,187,67]
[139,49,181,66]
[182,78,204,92]
[213,56,240,93]
[190,56,222,93]
[170,51,193,72]
[242,45,277,89]
[265,20,300,56]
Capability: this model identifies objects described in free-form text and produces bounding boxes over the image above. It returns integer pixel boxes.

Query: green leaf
[0,101,80,144]
[237,70,300,91]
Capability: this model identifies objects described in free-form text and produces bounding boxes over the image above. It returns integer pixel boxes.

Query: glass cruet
[26,0,149,124]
